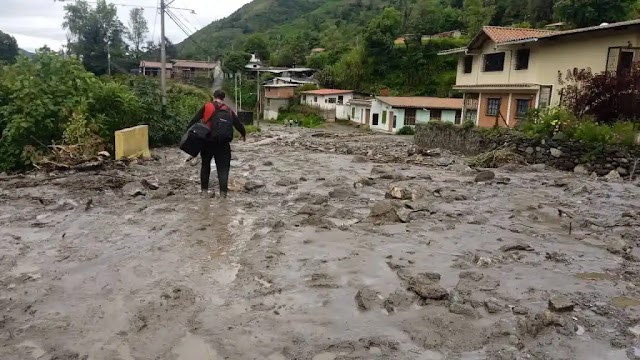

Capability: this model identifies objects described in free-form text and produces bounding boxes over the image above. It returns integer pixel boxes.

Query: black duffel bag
[179,123,211,157]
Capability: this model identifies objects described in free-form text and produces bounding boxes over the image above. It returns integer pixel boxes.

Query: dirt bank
[1,125,640,359]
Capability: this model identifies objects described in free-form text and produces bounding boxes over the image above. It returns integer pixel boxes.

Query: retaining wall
[415,122,640,176]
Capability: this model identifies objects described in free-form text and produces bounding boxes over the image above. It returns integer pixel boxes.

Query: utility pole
[239,75,242,111]
[160,0,167,107]
[107,39,111,76]
[256,70,260,128]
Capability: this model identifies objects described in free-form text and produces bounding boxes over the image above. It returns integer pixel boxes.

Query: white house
[300,89,354,121]
[263,84,298,120]
[369,97,464,133]
[347,98,373,126]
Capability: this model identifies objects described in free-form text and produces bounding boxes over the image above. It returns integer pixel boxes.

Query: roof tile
[483,26,556,44]
[301,89,353,96]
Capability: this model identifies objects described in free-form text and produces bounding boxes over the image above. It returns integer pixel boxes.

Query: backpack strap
[203,102,216,127]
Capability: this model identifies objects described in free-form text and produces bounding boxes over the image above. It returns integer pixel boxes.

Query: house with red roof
[439,20,640,128]
[300,89,354,121]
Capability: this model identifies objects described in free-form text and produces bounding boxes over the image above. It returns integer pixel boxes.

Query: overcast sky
[1,0,252,51]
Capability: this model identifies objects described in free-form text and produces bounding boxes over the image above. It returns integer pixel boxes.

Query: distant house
[173,60,215,80]
[423,30,463,42]
[368,96,463,133]
[311,48,326,54]
[264,76,317,86]
[438,20,640,128]
[139,61,172,77]
[263,84,298,120]
[347,98,373,126]
[300,89,354,121]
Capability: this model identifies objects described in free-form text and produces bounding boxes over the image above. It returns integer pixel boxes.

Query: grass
[468,146,525,168]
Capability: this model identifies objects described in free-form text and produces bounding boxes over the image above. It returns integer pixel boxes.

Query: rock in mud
[244,180,265,191]
[383,289,416,312]
[122,182,146,197]
[574,164,589,175]
[369,201,401,224]
[424,148,442,157]
[512,306,529,315]
[449,302,480,318]
[606,237,632,255]
[475,171,496,183]
[141,179,160,190]
[437,157,454,166]
[150,189,175,200]
[469,214,489,225]
[455,271,500,295]
[499,243,534,252]
[353,177,375,188]
[352,155,368,163]
[566,181,594,195]
[371,166,393,175]
[528,164,546,172]
[604,170,623,183]
[227,177,247,192]
[329,187,356,199]
[485,298,505,313]
[276,177,299,187]
[263,160,274,166]
[298,204,327,216]
[355,288,382,310]
[407,272,448,300]
[519,310,567,337]
[449,163,476,175]
[548,295,574,312]
[387,185,412,200]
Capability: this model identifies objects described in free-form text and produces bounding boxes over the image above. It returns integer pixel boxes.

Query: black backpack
[204,102,234,144]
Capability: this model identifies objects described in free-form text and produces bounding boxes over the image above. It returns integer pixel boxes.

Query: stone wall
[415,122,640,176]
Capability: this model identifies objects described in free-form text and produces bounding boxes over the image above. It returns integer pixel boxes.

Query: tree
[463,0,495,35]
[362,8,402,79]
[222,51,251,74]
[0,30,19,64]
[63,0,127,75]
[243,33,270,61]
[554,0,635,28]
[126,7,148,60]
[528,0,555,26]
[408,0,463,35]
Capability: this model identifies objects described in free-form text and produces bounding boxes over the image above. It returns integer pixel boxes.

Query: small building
[347,98,373,126]
[264,76,317,86]
[172,60,215,80]
[300,89,354,121]
[139,61,172,77]
[369,96,463,133]
[263,84,298,120]
[438,20,640,128]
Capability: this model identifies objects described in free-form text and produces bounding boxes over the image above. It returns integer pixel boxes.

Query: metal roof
[376,96,463,109]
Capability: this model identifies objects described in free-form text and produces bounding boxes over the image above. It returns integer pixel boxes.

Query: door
[388,111,394,132]
[365,109,371,126]
[372,113,379,126]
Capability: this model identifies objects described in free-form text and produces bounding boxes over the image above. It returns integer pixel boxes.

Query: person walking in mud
[187,90,246,198]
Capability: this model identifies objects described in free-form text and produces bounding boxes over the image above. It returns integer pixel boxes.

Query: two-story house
[439,20,640,128]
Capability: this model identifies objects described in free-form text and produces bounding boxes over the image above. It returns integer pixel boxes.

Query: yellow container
[114,125,152,160]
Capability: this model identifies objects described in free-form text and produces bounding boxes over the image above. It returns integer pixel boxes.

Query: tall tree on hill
[363,8,402,80]
[463,0,495,35]
[408,0,463,35]
[554,0,635,28]
[0,30,19,64]
[243,33,270,62]
[63,0,126,75]
[126,7,148,61]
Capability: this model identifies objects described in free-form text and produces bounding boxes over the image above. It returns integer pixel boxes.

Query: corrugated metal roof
[377,96,463,109]
[301,89,353,95]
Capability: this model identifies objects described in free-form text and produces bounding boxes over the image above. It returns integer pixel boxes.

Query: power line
[165,9,209,54]
[151,0,159,42]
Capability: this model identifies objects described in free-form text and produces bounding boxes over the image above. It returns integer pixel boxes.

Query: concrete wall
[264,98,290,120]
[417,110,430,124]
[301,93,354,111]
[415,122,640,176]
[349,105,370,125]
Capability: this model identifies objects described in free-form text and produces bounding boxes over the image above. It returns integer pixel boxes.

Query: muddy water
[1,125,640,359]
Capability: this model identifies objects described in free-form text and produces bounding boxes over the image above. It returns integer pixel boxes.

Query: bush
[276,104,325,128]
[0,51,210,172]
[520,107,578,138]
[396,126,415,135]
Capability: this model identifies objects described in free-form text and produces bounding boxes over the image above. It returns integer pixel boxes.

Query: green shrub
[520,107,578,138]
[462,119,475,130]
[396,126,415,135]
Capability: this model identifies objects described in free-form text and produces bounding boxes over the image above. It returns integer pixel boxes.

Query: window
[455,111,462,125]
[515,49,530,70]
[314,96,318,102]
[328,97,337,104]
[405,109,417,125]
[430,109,442,121]
[352,107,356,118]
[483,52,505,72]
[338,96,344,105]
[303,95,307,102]
[515,99,530,118]
[393,116,397,128]
[372,114,379,125]
[463,56,473,73]
[486,98,501,116]
[539,86,552,109]
[465,110,477,122]
[382,111,387,125]
[618,51,635,74]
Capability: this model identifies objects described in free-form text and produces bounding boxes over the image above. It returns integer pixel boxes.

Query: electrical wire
[165,9,208,54]
[151,0,159,42]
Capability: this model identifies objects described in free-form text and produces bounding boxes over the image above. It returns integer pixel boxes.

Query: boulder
[475,171,496,183]
[604,170,623,183]
[548,295,574,312]
[368,201,401,224]
[573,164,589,175]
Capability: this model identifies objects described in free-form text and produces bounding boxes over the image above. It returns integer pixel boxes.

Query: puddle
[172,333,221,360]
[575,272,618,281]
[612,297,640,308]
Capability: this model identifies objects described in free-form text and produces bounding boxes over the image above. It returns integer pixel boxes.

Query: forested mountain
[179,0,639,96]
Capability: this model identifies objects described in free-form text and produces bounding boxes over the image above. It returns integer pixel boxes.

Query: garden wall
[415,123,640,176]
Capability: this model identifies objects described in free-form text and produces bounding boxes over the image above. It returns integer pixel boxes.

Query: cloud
[1,0,252,51]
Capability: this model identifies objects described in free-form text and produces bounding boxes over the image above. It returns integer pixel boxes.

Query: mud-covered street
[2,125,640,360]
